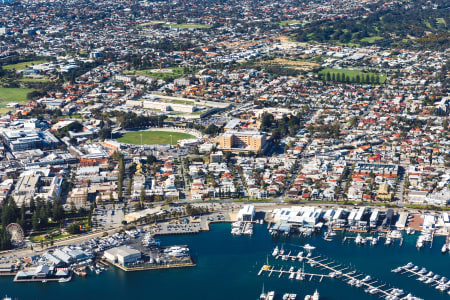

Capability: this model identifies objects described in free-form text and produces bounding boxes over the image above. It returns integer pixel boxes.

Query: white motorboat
[385,237,392,246]
[259,284,266,300]
[371,237,377,246]
[267,291,275,300]
[441,244,448,254]
[425,278,434,284]
[416,238,424,249]
[355,234,362,245]
[418,267,427,274]
[272,246,279,257]
[417,276,427,282]
[303,244,316,251]
[312,290,319,300]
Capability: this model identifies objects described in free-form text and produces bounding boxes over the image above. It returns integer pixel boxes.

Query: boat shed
[272,222,291,234]
[104,246,141,266]
[383,209,395,229]
[395,212,408,229]
[237,205,255,222]
[369,209,380,228]
[348,209,358,226]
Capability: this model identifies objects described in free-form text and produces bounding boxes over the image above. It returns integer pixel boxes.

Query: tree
[67,223,81,234]
[139,185,145,208]
[32,211,39,231]
[147,155,157,164]
[204,124,220,136]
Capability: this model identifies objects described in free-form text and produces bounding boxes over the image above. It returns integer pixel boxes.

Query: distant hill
[295,0,449,50]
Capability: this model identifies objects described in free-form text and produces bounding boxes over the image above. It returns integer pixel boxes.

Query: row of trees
[108,112,166,129]
[319,72,382,84]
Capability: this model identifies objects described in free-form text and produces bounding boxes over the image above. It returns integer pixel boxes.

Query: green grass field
[360,36,383,43]
[18,77,54,83]
[318,68,386,84]
[117,131,195,145]
[3,59,48,71]
[0,87,35,107]
[129,67,184,80]
[166,23,212,29]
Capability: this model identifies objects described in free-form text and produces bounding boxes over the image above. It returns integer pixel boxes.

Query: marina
[1,222,449,300]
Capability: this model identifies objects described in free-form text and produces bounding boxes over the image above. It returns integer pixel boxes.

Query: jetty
[264,249,417,299]
[393,263,449,291]
[258,265,331,281]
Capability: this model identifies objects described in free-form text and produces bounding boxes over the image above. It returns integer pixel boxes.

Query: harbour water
[1,223,449,299]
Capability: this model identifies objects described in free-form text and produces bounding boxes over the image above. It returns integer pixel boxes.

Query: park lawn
[272,20,301,26]
[3,59,48,71]
[360,36,383,43]
[167,111,186,115]
[318,68,386,84]
[30,233,71,243]
[0,87,35,107]
[139,20,165,27]
[436,18,446,26]
[117,131,195,145]
[166,99,194,105]
[166,23,212,29]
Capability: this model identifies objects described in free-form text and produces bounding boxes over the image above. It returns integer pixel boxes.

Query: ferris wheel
[6,223,24,246]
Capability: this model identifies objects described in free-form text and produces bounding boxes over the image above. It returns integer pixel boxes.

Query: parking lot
[93,205,125,229]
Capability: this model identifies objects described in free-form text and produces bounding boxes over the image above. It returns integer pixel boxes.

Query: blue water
[0,223,449,300]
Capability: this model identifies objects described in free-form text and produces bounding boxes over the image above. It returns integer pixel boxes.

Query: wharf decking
[105,259,195,272]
